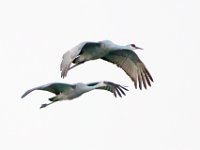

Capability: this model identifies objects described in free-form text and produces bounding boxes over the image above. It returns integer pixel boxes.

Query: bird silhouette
[60,40,153,90]
[21,81,128,108]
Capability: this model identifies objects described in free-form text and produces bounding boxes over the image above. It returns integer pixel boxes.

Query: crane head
[130,44,143,50]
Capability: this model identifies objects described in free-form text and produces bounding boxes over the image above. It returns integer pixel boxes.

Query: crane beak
[136,46,143,50]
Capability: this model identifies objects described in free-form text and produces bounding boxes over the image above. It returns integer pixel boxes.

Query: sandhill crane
[21,81,128,108]
[60,40,153,90]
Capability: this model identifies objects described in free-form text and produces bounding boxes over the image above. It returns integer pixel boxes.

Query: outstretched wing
[94,81,128,97]
[21,83,73,98]
[60,42,100,78]
[102,50,153,90]
[60,42,87,78]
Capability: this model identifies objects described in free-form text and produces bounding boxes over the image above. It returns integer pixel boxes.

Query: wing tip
[21,94,25,99]
[103,81,128,98]
[21,91,29,99]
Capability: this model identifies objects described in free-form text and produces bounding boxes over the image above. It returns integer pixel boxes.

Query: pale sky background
[0,0,200,150]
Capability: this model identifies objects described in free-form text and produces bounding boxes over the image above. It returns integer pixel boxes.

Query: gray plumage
[60,40,153,90]
[21,81,128,108]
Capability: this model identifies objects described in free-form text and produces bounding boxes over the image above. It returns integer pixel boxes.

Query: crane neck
[101,40,133,51]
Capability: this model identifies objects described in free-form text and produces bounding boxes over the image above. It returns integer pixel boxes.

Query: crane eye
[131,44,136,47]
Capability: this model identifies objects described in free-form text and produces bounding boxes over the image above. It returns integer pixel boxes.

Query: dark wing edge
[21,88,38,98]
[77,42,101,55]
[21,83,71,99]
[102,50,153,90]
